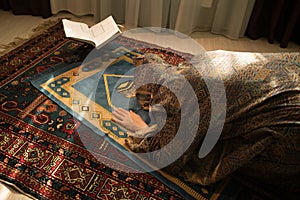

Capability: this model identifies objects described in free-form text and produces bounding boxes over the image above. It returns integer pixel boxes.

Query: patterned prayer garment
[126,51,300,195]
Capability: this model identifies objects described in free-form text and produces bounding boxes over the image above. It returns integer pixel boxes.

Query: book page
[62,19,93,43]
[90,16,121,47]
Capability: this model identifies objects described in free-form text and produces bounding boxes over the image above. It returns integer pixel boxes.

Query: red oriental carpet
[0,20,272,200]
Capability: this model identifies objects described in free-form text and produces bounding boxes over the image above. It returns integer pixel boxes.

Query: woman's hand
[112,108,148,132]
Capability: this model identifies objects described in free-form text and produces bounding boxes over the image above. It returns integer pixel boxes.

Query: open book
[62,16,122,47]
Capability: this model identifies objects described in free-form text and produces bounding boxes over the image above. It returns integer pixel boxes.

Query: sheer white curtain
[173,0,256,38]
[50,0,255,38]
[50,0,95,16]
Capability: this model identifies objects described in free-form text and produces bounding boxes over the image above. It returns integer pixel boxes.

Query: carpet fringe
[0,179,37,200]
[0,18,64,56]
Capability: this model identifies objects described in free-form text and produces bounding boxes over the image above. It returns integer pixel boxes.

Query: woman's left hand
[112,108,148,132]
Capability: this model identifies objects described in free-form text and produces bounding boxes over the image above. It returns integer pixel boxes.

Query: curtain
[10,0,52,18]
[50,0,95,16]
[0,0,11,11]
[246,0,300,48]
[170,0,256,38]
[0,0,52,18]
[50,0,255,39]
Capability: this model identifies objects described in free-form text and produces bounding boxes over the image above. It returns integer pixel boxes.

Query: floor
[0,9,299,200]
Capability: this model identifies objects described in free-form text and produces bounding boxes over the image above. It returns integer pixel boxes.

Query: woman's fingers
[129,110,148,130]
[111,108,148,132]
[112,108,128,121]
[112,108,131,128]
[112,108,127,117]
